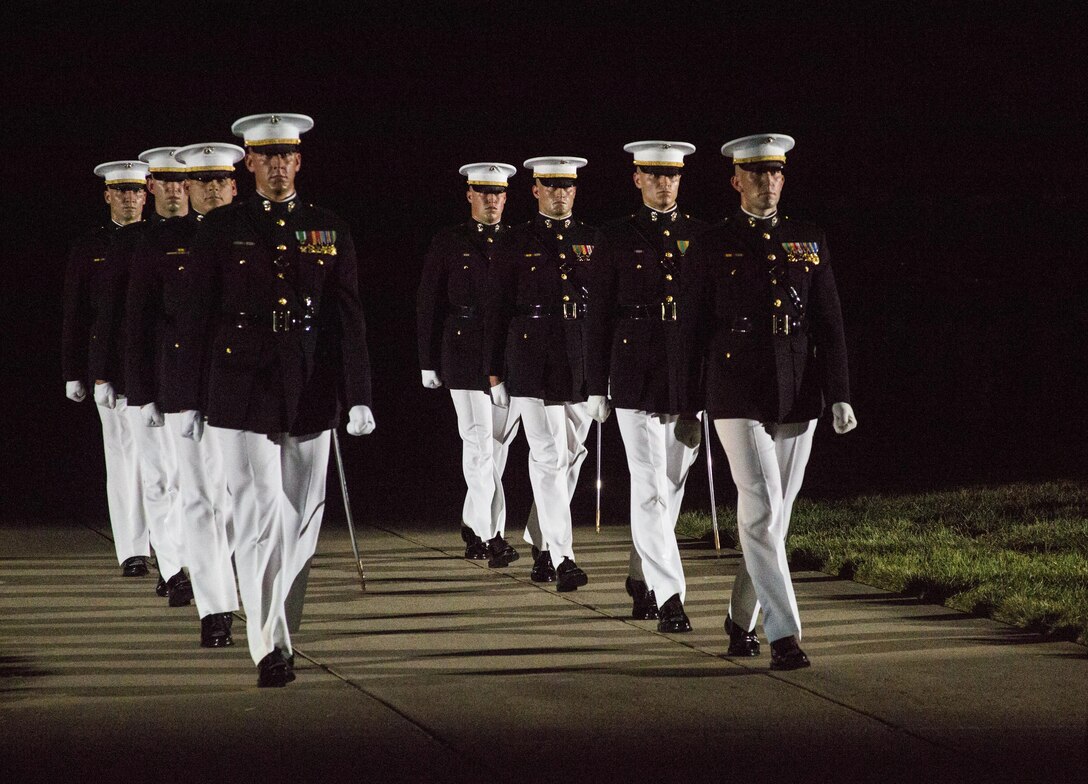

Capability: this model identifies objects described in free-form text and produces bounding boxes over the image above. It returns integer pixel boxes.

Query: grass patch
[679,481,1088,645]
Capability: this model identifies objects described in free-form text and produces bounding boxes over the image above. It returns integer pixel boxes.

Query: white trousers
[213,426,330,665]
[130,412,182,579]
[616,409,700,604]
[97,397,149,564]
[512,398,577,561]
[450,389,520,541]
[714,418,815,643]
[523,400,592,554]
[165,414,238,617]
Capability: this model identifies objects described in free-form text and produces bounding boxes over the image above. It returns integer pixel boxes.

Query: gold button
[771,278,777,285]
[663,229,671,237]
[456,330,461,336]
[486,237,494,243]
[278,297,287,305]
[277,272,285,279]
[623,338,628,344]
[277,244,287,251]
[559,253,567,259]
[768,254,776,261]
[666,274,673,281]
[665,252,674,258]
[463,265,469,270]
[636,263,642,269]
[177,265,185,271]
[530,266,536,272]
[762,232,771,240]
[665,295,674,303]
[523,333,528,339]
[317,260,324,265]
[238,259,246,265]
[276,219,286,227]
[730,269,736,276]
[726,352,731,359]
[774,299,782,307]
[561,273,568,280]
[562,295,570,302]
[226,347,232,354]
[557,234,564,240]
[804,266,810,272]
[174,342,180,349]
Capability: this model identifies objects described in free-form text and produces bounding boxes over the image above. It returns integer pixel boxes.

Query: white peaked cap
[231,113,314,146]
[175,143,245,173]
[93,160,150,185]
[523,156,588,179]
[138,147,187,174]
[459,162,517,187]
[720,133,795,165]
[623,140,695,167]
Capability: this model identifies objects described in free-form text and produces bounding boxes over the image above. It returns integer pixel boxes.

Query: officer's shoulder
[598,216,635,235]
[302,202,348,227]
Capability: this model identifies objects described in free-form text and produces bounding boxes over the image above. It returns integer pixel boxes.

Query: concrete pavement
[1,518,1085,783]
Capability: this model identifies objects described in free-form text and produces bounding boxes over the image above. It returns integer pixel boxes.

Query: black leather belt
[720,315,802,335]
[450,304,477,318]
[617,303,677,322]
[515,304,585,320]
[234,311,310,333]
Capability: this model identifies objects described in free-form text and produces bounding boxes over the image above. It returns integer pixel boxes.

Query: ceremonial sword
[702,413,721,554]
[331,429,367,590]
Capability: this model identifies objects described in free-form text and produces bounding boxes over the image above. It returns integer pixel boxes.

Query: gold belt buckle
[562,302,579,319]
[772,314,791,335]
[661,301,677,321]
[272,310,291,332]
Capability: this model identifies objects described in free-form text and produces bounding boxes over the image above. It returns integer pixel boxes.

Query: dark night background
[3,2,1085,532]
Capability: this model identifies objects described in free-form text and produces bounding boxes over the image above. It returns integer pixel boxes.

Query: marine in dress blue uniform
[180,114,375,687]
[416,163,522,567]
[126,143,246,647]
[683,134,857,669]
[63,160,149,576]
[585,141,706,632]
[485,156,595,591]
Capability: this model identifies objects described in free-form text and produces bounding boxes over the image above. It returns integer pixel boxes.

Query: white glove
[421,369,443,389]
[674,416,702,448]
[347,404,376,436]
[586,394,611,423]
[94,381,117,409]
[140,402,165,427]
[66,380,87,402]
[180,410,204,442]
[490,382,509,408]
[832,402,857,434]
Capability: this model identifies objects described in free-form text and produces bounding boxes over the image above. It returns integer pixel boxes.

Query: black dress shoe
[530,549,556,582]
[200,613,234,648]
[165,571,194,607]
[725,615,761,657]
[555,557,588,592]
[657,594,692,633]
[121,556,148,577]
[256,649,296,688]
[487,534,520,568]
[625,577,659,620]
[155,574,168,597]
[461,526,489,560]
[770,636,811,671]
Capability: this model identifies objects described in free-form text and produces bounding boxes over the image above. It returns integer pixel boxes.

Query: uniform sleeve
[484,236,517,379]
[415,235,448,374]
[61,241,89,382]
[122,236,161,407]
[332,225,373,408]
[89,232,133,385]
[585,227,617,397]
[679,236,712,411]
[807,235,851,405]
